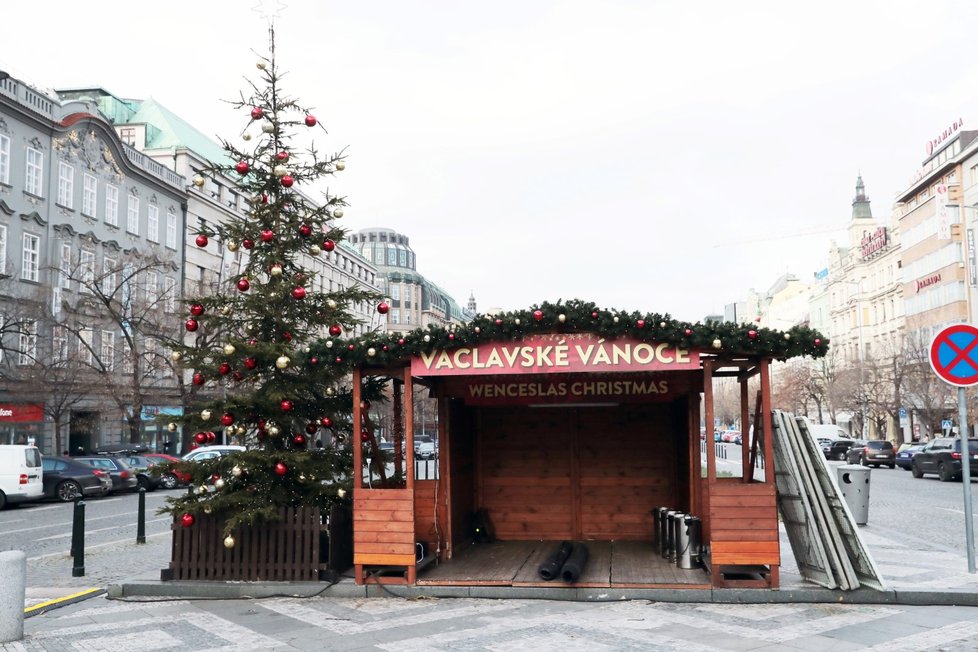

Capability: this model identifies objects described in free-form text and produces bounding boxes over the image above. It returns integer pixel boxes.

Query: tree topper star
[252,0,287,22]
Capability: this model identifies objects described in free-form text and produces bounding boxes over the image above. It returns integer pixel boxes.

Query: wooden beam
[353,368,362,492]
[760,359,774,484]
[704,360,715,483]
[404,365,415,490]
[740,379,750,482]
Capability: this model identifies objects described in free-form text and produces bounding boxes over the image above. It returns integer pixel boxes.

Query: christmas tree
[158,26,383,539]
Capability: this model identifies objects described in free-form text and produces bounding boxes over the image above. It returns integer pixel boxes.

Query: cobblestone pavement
[7,593,978,651]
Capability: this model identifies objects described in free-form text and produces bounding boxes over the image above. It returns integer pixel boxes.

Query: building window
[146,271,159,304]
[82,173,97,216]
[0,134,9,185]
[59,243,71,290]
[21,233,39,282]
[391,308,400,324]
[25,147,43,196]
[165,209,177,249]
[164,276,176,312]
[119,127,136,147]
[18,320,36,365]
[0,224,6,273]
[79,249,95,293]
[102,257,117,296]
[101,330,115,370]
[971,165,978,185]
[105,184,119,226]
[78,329,93,366]
[122,342,134,375]
[391,285,400,300]
[147,205,159,242]
[57,162,74,208]
[399,249,407,266]
[388,247,397,265]
[52,325,67,361]
[127,195,139,234]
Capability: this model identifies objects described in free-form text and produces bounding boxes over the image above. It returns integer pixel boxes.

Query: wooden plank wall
[477,404,679,541]
[414,480,448,549]
[707,481,779,565]
[353,488,416,566]
[448,399,476,555]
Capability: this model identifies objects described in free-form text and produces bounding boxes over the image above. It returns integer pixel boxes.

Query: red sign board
[0,404,45,422]
[411,333,699,377]
[930,324,978,387]
[450,374,688,406]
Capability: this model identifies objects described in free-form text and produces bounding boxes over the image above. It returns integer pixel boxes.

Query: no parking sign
[930,324,978,387]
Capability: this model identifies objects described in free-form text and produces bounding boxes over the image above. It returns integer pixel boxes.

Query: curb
[106,579,978,607]
[24,588,106,618]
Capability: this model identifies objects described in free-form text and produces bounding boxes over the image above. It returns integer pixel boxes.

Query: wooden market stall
[344,301,827,590]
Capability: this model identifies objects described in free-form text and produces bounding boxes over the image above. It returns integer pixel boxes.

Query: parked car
[74,456,139,493]
[820,438,855,461]
[414,437,436,460]
[0,444,44,509]
[895,443,926,470]
[118,455,163,491]
[144,453,192,489]
[182,445,246,462]
[911,437,978,481]
[40,456,112,501]
[844,440,896,468]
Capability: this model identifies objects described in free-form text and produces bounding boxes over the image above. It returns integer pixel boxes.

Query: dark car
[40,457,112,501]
[896,443,926,470]
[144,453,192,489]
[845,440,896,468]
[119,455,163,491]
[74,456,139,493]
[911,437,978,481]
[820,438,855,461]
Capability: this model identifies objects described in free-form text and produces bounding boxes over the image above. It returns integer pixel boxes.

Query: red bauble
[397,338,405,346]
[322,239,336,252]
[305,423,318,434]
[233,371,244,382]
[329,324,342,336]
[298,223,312,237]
[274,462,288,476]
[748,330,758,340]
[220,413,235,426]
[276,151,289,161]
[347,344,355,351]
[250,106,264,120]
[293,434,306,446]
[190,442,199,450]
[190,303,204,316]
[684,328,693,336]
[494,319,503,326]
[448,333,455,341]
[377,302,390,314]
[361,431,370,442]
[310,356,319,365]
[244,357,257,370]
[185,319,199,332]
[361,400,371,410]
[192,372,205,386]
[236,278,250,292]
[180,513,195,528]
[261,193,268,204]
[195,234,209,248]
[320,416,333,428]
[218,362,231,375]
[242,238,255,250]
[334,356,343,364]
[281,331,293,341]
[304,114,317,127]
[280,175,294,188]
[533,310,544,321]
[281,400,294,412]
[235,160,250,175]
[815,338,822,346]
[636,320,645,329]
[207,431,217,443]
[291,287,307,300]
[260,229,275,242]
[194,431,207,444]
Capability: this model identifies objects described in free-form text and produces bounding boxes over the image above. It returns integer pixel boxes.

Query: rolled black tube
[560,542,589,583]
[136,487,146,544]
[71,500,85,577]
[538,540,574,581]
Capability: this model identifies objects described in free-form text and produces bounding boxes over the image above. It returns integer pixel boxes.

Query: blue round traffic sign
[930,324,978,387]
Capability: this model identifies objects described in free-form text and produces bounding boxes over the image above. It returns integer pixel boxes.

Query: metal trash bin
[662,509,680,560]
[677,515,702,569]
[837,464,871,525]
[669,511,686,563]
[652,507,668,556]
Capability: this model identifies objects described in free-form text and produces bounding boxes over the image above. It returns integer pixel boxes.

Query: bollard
[0,550,26,643]
[137,487,146,544]
[72,499,85,577]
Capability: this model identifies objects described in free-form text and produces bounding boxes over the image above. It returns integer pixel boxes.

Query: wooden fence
[163,505,352,582]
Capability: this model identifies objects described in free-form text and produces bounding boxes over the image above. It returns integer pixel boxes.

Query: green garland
[313,299,829,366]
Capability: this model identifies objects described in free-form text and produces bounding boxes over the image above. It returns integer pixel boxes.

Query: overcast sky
[3,1,977,322]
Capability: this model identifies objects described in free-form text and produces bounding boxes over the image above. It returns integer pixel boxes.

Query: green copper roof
[128,98,232,166]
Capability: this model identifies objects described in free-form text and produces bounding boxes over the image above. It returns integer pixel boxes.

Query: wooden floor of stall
[416,540,710,588]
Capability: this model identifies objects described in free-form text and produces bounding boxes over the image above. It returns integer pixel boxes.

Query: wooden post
[740,377,750,482]
[404,366,414,490]
[704,360,715,483]
[760,359,774,484]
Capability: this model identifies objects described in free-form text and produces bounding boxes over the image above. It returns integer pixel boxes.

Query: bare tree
[902,335,954,439]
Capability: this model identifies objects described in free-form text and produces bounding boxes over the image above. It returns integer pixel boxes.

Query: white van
[798,416,851,441]
[0,444,44,509]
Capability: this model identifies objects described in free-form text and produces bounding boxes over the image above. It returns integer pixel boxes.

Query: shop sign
[0,404,44,422]
[411,333,699,377]
[926,117,964,156]
[452,374,687,405]
[860,227,888,258]
[915,273,942,293]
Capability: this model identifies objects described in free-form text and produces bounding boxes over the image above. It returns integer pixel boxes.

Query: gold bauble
[712,338,722,349]
[192,175,205,188]
[783,333,791,341]
[337,488,347,498]
[514,319,521,326]
[367,347,376,357]
[261,123,275,134]
[256,60,267,70]
[223,343,236,356]
[299,474,307,482]
[170,351,182,362]
[167,422,178,432]
[224,535,236,549]
[309,245,321,256]
[327,299,338,309]
[269,425,280,436]
[227,241,239,252]
[326,387,334,396]
[335,161,345,171]
[558,314,566,323]
[275,356,290,369]
[660,321,667,328]
[214,478,225,490]
[196,485,208,495]
[423,334,431,343]
[333,208,344,218]
[201,409,212,421]
[273,164,287,177]
[270,264,283,276]
[235,425,245,436]
[325,340,334,349]
[231,465,243,477]
[613,316,620,323]
[221,305,233,316]
[474,326,480,334]
[203,505,212,514]
[242,133,252,141]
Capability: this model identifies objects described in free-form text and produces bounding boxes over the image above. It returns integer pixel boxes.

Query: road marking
[34,518,171,541]
[4,509,169,535]
[28,530,170,561]
[24,588,105,617]
[936,506,965,515]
